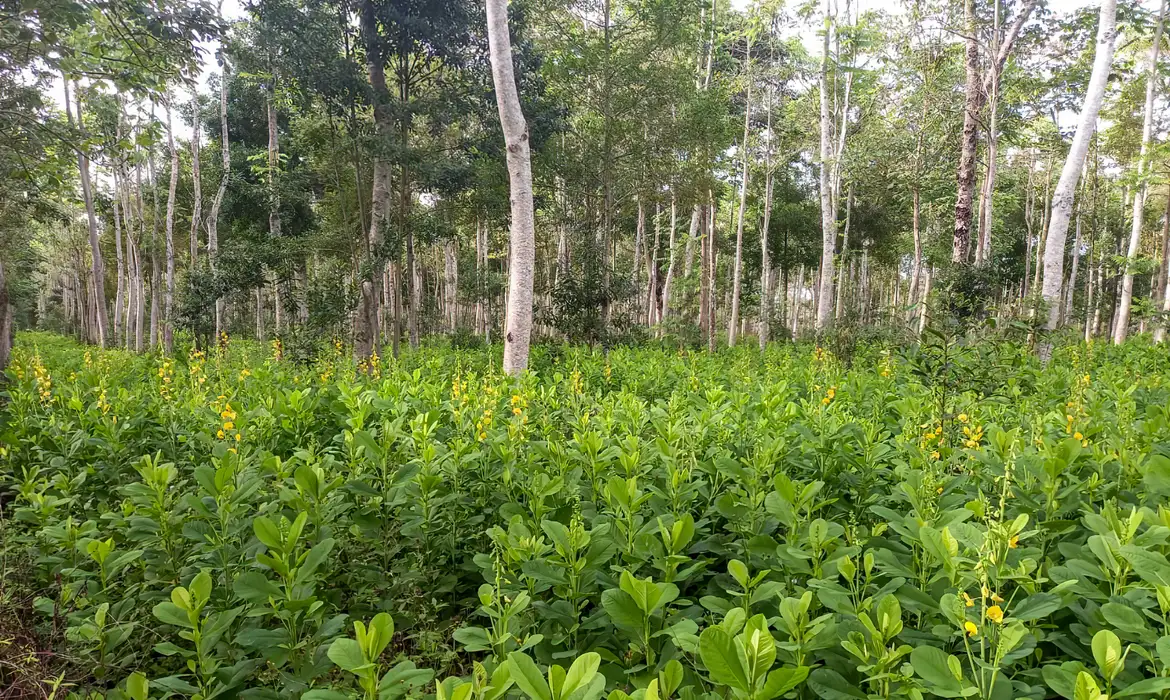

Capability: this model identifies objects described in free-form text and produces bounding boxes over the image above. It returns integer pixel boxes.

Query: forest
[5,0,1170,699]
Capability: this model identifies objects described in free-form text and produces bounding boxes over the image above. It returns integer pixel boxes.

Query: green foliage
[5,331,1170,700]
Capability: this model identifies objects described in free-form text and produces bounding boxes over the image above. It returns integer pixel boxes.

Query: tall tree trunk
[209,46,230,339]
[791,264,803,339]
[1041,0,1118,332]
[1065,197,1083,326]
[816,0,835,331]
[661,192,678,335]
[65,78,110,347]
[683,206,700,277]
[355,0,392,361]
[647,203,661,326]
[476,216,487,337]
[1154,187,1170,342]
[0,260,11,373]
[135,161,148,352]
[445,239,458,331]
[834,186,852,321]
[487,0,536,375]
[113,169,125,346]
[163,98,179,354]
[908,186,922,321]
[759,168,774,349]
[952,0,979,264]
[728,40,752,347]
[1115,0,1164,343]
[190,92,202,266]
[148,119,161,349]
[265,81,284,336]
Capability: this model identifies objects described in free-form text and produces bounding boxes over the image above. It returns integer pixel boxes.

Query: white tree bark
[816,0,835,331]
[209,47,230,340]
[1041,0,1118,331]
[1115,0,1164,344]
[728,40,751,346]
[190,92,202,266]
[487,0,536,375]
[164,97,179,353]
[65,78,110,347]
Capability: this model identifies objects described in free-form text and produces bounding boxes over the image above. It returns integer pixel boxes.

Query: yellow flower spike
[986,605,1004,624]
[962,592,975,607]
[1009,536,1019,549]
[964,621,979,637]
[223,421,234,431]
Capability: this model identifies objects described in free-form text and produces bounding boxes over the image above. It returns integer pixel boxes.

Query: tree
[1040,0,1118,333]
[487,0,535,375]
[1114,0,1165,344]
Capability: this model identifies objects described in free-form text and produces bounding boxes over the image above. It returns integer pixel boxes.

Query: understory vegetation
[4,331,1170,700]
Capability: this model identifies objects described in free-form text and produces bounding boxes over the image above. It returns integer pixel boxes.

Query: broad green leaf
[508,652,552,700]
[560,653,600,700]
[1009,593,1061,622]
[699,625,750,692]
[328,638,368,673]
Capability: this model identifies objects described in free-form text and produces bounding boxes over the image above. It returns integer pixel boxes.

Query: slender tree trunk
[683,206,700,277]
[661,193,678,335]
[65,78,110,347]
[476,216,486,337]
[1115,0,1164,343]
[148,120,161,349]
[834,186,852,321]
[1041,0,1118,332]
[1065,198,1083,326]
[908,186,922,321]
[113,169,125,345]
[163,98,179,353]
[791,264,803,340]
[728,41,752,346]
[0,260,11,373]
[816,0,835,331]
[647,203,661,326]
[487,0,536,374]
[1154,187,1170,342]
[190,92,202,266]
[952,0,980,264]
[918,266,933,336]
[135,162,147,352]
[445,239,458,331]
[265,80,285,336]
[759,168,774,349]
[209,46,230,339]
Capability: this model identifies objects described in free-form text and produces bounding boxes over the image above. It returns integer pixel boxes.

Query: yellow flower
[962,592,975,607]
[1074,432,1083,441]
[958,413,969,423]
[235,433,241,442]
[991,591,1004,603]
[1009,536,1019,549]
[930,450,940,460]
[986,605,1004,624]
[223,421,235,431]
[217,430,225,439]
[964,621,979,637]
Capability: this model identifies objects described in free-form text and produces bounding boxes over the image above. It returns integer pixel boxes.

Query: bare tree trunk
[190,92,202,266]
[355,0,393,361]
[1041,0,1118,332]
[148,124,161,349]
[476,216,486,337]
[816,0,835,331]
[209,45,230,339]
[487,0,536,375]
[661,193,678,335]
[834,186,852,321]
[0,260,11,373]
[1115,0,1164,343]
[647,203,661,326]
[918,266,933,336]
[707,196,718,352]
[1065,198,1083,326]
[952,0,979,264]
[163,98,179,353]
[265,80,285,337]
[65,78,110,347]
[908,186,922,320]
[759,168,774,349]
[728,40,752,346]
[134,162,147,351]
[683,205,700,277]
[445,239,458,331]
[1154,187,1170,342]
[113,169,125,345]
[791,264,803,340]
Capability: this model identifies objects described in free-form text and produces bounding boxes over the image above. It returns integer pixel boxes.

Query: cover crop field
[4,333,1170,700]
